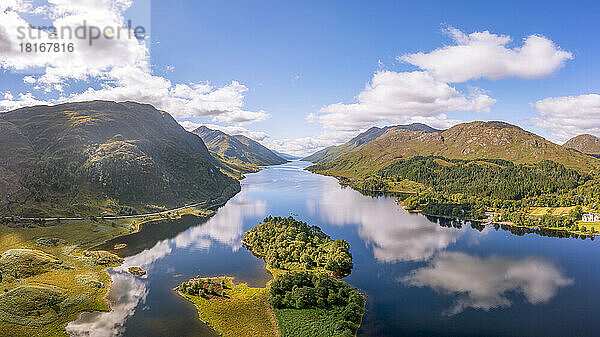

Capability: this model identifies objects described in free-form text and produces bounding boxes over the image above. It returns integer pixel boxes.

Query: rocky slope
[303,123,443,164]
[193,126,287,174]
[0,101,240,217]
[307,121,600,178]
[564,134,600,156]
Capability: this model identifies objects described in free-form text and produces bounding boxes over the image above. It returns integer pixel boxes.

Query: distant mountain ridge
[271,149,300,160]
[306,121,600,178]
[0,101,240,217]
[303,123,443,164]
[564,134,600,156]
[193,126,287,176]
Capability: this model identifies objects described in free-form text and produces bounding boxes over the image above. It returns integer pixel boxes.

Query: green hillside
[233,134,288,164]
[193,126,287,176]
[303,123,442,164]
[564,134,600,156]
[0,101,240,217]
[308,121,600,179]
[306,122,600,235]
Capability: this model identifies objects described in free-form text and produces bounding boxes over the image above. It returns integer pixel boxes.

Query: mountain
[303,123,443,164]
[193,126,287,175]
[308,121,600,178]
[564,134,600,156]
[232,134,288,164]
[0,101,240,217]
[271,149,300,160]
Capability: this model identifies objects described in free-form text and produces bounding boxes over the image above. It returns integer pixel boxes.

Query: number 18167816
[19,43,74,53]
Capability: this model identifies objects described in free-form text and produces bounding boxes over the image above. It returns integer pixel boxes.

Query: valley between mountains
[1,101,599,336]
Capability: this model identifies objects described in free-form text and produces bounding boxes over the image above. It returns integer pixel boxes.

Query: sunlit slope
[303,123,443,164]
[564,134,600,156]
[194,126,287,174]
[0,101,240,217]
[309,121,600,178]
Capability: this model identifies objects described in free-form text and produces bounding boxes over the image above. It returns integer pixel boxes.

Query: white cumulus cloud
[296,27,572,156]
[309,70,495,133]
[0,0,148,85]
[532,94,600,142]
[0,91,48,111]
[400,27,573,83]
[0,0,266,125]
[265,131,354,157]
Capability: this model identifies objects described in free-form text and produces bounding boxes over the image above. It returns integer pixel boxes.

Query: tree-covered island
[176,216,365,337]
[242,215,353,275]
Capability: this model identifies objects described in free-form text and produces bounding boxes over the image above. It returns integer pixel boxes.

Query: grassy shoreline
[177,217,366,337]
[403,206,600,237]
[176,269,364,337]
[0,199,223,336]
[176,276,280,337]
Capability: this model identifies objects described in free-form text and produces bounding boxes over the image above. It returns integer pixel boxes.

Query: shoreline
[174,270,281,337]
[404,207,600,237]
[1,185,239,224]
[176,218,365,337]
[63,188,241,335]
[317,171,600,238]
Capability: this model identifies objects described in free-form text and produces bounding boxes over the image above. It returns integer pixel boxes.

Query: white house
[582,213,600,223]
[484,211,496,221]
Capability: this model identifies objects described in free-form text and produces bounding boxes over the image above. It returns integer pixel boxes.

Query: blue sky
[1,0,600,155]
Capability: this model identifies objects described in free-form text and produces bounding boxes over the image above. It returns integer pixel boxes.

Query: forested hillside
[383,156,585,200]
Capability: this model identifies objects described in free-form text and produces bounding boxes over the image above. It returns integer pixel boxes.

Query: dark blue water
[67,161,600,337]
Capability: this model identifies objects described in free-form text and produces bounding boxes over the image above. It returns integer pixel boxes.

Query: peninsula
[176,216,365,337]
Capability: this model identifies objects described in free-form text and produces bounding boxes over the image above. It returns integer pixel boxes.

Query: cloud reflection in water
[66,272,148,337]
[403,251,574,315]
[310,179,574,316]
[66,191,265,336]
[309,187,464,262]
[121,192,266,271]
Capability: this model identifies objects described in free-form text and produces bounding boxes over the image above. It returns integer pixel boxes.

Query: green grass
[0,220,126,336]
[0,251,118,337]
[178,276,361,337]
[0,219,130,251]
[274,307,346,337]
[178,277,279,337]
[342,177,426,194]
[0,203,219,336]
[177,218,366,337]
[0,249,62,279]
[528,206,589,217]
[575,221,600,233]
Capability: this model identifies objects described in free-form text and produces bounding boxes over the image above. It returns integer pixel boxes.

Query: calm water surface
[67,161,599,337]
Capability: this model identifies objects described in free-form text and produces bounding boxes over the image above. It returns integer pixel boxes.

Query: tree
[569,206,583,220]
[243,216,353,274]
